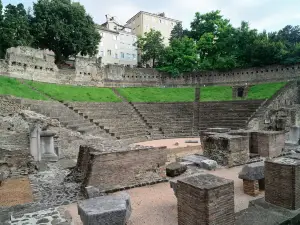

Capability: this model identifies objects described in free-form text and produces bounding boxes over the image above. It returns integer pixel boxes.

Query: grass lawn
[27,81,121,102]
[200,86,233,102]
[200,82,287,102]
[117,87,195,102]
[0,76,48,100]
[247,82,287,100]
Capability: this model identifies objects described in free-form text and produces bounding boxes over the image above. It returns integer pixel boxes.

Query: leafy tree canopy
[30,0,101,63]
[137,29,165,67]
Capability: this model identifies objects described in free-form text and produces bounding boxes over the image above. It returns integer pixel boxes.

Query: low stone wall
[76,145,168,192]
[1,46,300,87]
[166,146,201,163]
[248,82,300,130]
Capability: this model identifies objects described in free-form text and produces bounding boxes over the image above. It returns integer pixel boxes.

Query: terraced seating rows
[199,100,264,130]
[66,102,153,141]
[20,99,108,137]
[133,103,196,138]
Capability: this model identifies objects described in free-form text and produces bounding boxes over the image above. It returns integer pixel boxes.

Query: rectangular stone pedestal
[202,133,249,167]
[252,131,285,158]
[177,174,235,225]
[265,155,300,210]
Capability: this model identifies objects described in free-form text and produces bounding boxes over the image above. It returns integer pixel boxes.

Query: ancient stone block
[166,162,187,177]
[265,156,300,210]
[201,159,217,170]
[239,161,265,181]
[251,131,285,158]
[85,186,100,199]
[78,192,131,225]
[177,174,235,225]
[76,145,167,192]
[202,133,249,167]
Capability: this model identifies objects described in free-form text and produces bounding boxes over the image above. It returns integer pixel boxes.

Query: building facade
[126,11,181,46]
[97,15,138,67]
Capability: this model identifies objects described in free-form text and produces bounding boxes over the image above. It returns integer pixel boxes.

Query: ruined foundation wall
[248,82,299,130]
[78,145,168,192]
[2,46,300,87]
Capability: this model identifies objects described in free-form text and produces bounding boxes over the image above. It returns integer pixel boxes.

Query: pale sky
[3,0,300,32]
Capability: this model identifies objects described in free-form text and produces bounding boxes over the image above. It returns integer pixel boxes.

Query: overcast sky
[3,0,300,32]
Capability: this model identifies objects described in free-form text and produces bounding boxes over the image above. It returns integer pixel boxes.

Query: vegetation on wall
[0,0,100,62]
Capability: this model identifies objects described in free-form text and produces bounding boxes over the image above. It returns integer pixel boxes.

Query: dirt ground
[0,177,33,207]
[135,138,201,149]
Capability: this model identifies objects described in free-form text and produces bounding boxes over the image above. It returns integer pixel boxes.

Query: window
[115,44,118,49]
[107,50,112,56]
[99,51,104,57]
[115,53,118,59]
[126,53,131,60]
[160,19,162,23]
[133,54,136,60]
[145,25,149,31]
[121,52,124,58]
[114,26,117,31]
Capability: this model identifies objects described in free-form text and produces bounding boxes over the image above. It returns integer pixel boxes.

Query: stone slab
[78,192,131,225]
[206,128,231,133]
[166,162,187,177]
[181,155,208,166]
[185,140,199,144]
[239,161,265,181]
[236,198,300,225]
[201,160,217,171]
[85,186,100,199]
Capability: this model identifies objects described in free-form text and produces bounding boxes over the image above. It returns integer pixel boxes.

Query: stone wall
[248,82,300,130]
[1,46,300,87]
[76,145,168,192]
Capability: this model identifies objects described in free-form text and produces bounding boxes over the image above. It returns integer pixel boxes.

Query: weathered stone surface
[201,160,217,171]
[206,128,231,133]
[265,156,300,210]
[85,186,100,199]
[202,133,249,167]
[181,155,208,166]
[78,192,131,225]
[166,162,187,177]
[239,161,265,181]
[236,198,300,225]
[177,174,235,225]
[185,140,199,144]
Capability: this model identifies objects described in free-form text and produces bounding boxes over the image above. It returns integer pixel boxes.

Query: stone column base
[243,179,259,197]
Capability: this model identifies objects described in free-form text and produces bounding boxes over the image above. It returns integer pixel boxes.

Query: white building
[126,11,182,46]
[97,15,138,67]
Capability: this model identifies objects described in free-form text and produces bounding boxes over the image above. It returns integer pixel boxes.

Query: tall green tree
[0,3,33,58]
[170,23,184,41]
[137,29,165,67]
[159,37,199,75]
[190,10,231,41]
[30,0,101,63]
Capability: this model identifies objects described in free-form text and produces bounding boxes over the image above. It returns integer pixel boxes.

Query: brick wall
[265,158,300,210]
[77,145,168,192]
[177,174,235,225]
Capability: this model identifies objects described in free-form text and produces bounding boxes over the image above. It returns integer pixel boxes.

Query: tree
[137,29,165,67]
[158,37,199,75]
[170,22,184,41]
[30,0,101,63]
[190,10,231,41]
[0,3,33,58]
